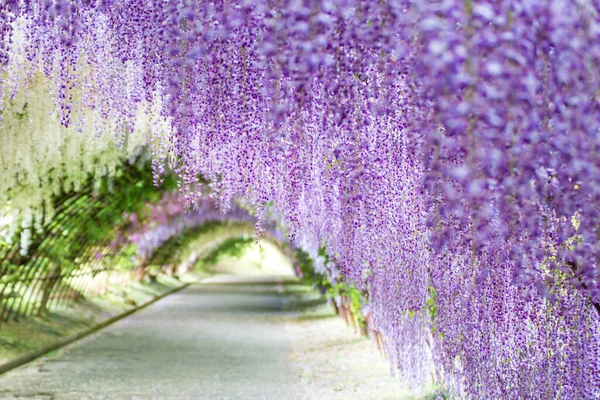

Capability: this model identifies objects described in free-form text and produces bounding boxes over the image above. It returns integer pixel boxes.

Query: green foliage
[200,236,254,267]
[294,247,368,327]
[35,159,176,263]
[294,248,333,294]
[0,156,181,320]
[421,387,453,400]
[148,221,226,267]
[425,285,438,321]
[331,282,367,327]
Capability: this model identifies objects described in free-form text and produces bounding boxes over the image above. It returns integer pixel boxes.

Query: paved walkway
[0,276,304,400]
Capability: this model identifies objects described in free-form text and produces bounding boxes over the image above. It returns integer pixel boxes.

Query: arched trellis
[146,221,289,278]
[0,160,292,325]
[145,221,254,276]
[0,161,172,324]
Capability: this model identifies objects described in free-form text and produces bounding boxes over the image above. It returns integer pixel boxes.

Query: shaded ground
[0,275,193,365]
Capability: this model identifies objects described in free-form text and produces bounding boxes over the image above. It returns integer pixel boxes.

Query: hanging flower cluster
[2,1,600,397]
[0,14,172,252]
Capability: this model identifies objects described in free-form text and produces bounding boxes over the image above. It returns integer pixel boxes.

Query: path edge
[0,281,193,376]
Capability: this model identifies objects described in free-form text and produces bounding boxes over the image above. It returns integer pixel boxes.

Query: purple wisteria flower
[1,1,599,397]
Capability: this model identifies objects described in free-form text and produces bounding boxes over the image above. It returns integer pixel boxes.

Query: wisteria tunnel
[0,1,599,399]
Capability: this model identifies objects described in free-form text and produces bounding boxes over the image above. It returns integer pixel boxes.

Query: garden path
[0,276,304,400]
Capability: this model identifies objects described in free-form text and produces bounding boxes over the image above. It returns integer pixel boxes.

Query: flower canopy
[1,1,599,397]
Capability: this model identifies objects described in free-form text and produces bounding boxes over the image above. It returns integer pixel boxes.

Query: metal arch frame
[0,164,159,325]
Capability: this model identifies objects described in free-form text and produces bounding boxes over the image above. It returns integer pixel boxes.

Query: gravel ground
[0,274,433,400]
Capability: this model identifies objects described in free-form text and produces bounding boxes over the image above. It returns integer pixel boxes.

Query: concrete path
[0,276,304,400]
